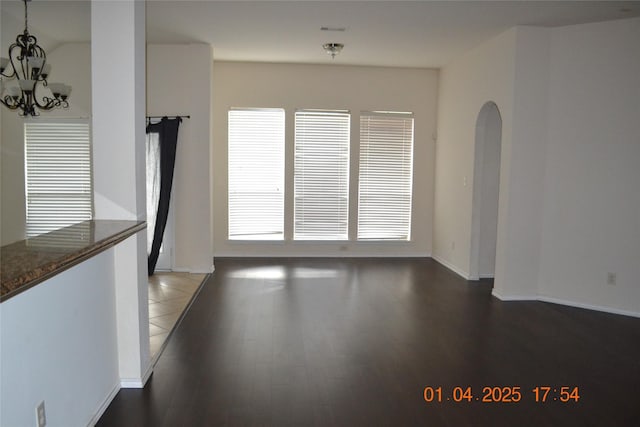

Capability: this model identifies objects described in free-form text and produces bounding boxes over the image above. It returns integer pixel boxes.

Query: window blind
[24,120,93,237]
[228,108,285,240]
[358,112,414,240]
[294,110,350,240]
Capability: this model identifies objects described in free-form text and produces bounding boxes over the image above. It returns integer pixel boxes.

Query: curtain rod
[146,115,190,119]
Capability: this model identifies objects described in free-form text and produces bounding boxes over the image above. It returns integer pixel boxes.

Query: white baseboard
[120,379,143,388]
[537,295,640,318]
[120,362,152,389]
[459,273,492,281]
[492,292,640,318]
[172,266,214,274]
[87,381,120,426]
[431,254,470,279]
[213,252,431,259]
[491,290,538,301]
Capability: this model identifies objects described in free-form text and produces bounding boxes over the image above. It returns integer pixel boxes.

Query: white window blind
[228,108,285,240]
[24,120,93,237]
[358,112,414,240]
[294,110,350,240]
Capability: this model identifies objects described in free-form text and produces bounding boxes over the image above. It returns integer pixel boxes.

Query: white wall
[433,29,516,279]
[0,250,120,427]
[0,42,215,272]
[435,17,640,316]
[537,17,640,315]
[434,26,549,299]
[0,43,91,245]
[497,26,550,299]
[147,44,214,273]
[213,61,438,257]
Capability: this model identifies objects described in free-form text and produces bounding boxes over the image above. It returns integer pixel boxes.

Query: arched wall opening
[470,102,502,280]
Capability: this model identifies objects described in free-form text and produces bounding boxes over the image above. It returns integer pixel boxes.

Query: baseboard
[87,381,120,426]
[431,254,470,279]
[119,361,154,388]
[537,296,640,318]
[464,274,493,281]
[120,379,143,388]
[213,252,431,259]
[491,290,538,301]
[172,266,214,274]
[492,291,640,318]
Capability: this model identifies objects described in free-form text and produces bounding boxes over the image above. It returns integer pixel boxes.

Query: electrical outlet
[607,272,617,286]
[36,401,46,427]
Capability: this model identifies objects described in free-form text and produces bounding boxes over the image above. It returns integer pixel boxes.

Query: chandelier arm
[2,42,22,79]
[9,38,29,80]
[1,63,17,78]
[16,38,29,79]
[32,80,58,110]
[34,95,57,110]
[0,96,20,110]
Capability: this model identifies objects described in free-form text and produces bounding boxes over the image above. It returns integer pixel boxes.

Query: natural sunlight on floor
[148,272,206,357]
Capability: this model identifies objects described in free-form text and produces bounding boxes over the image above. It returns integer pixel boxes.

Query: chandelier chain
[24,0,29,33]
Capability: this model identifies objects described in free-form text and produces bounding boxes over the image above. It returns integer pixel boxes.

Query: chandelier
[0,0,71,116]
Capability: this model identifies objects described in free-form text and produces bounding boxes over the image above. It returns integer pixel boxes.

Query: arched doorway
[470,102,502,280]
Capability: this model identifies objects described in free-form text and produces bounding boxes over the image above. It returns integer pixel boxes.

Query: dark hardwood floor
[97,258,640,426]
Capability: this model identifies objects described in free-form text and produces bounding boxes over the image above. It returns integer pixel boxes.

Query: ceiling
[2,0,640,68]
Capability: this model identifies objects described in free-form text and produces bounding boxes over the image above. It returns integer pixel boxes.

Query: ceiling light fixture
[0,0,71,116]
[323,43,344,59]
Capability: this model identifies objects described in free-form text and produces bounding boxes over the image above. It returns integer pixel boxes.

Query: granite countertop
[1,219,146,302]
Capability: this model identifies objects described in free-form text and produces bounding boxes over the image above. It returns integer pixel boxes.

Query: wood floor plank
[97,258,640,426]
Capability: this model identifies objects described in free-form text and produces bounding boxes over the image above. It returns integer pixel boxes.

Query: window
[294,110,350,240]
[24,120,93,237]
[358,112,414,240]
[228,108,285,240]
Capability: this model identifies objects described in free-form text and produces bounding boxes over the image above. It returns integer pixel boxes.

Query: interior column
[91,0,150,387]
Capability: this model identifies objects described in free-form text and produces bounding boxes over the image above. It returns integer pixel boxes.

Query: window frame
[293,109,351,241]
[24,118,94,238]
[227,107,286,241]
[357,111,415,241]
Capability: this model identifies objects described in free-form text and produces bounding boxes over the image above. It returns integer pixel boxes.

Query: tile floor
[148,272,206,356]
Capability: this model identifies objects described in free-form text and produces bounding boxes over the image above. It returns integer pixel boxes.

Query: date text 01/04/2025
[423,386,580,403]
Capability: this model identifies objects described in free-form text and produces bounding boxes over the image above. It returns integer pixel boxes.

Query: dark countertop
[1,219,146,302]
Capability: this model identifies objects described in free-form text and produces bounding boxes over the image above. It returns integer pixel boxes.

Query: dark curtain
[146,117,181,275]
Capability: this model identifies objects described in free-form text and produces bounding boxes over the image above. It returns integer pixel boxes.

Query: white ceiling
[2,0,640,68]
